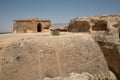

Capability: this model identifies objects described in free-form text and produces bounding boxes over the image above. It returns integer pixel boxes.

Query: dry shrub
[51,30,60,36]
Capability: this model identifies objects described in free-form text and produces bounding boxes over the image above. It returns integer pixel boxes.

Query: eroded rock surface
[69,14,120,79]
[68,21,90,32]
[0,33,109,80]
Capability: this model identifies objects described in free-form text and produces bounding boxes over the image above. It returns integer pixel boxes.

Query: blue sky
[0,0,120,32]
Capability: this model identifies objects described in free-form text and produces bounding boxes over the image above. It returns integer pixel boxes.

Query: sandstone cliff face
[68,15,120,33]
[90,15,120,79]
[68,14,120,79]
[0,33,109,80]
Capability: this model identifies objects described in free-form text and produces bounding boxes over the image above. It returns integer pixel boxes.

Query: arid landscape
[0,14,120,80]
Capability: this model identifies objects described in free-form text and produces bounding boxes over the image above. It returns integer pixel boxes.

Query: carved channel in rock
[98,41,120,79]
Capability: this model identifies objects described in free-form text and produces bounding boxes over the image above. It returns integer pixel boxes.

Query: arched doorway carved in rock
[37,23,42,32]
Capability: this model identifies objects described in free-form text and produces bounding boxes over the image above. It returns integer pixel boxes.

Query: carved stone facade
[13,18,51,33]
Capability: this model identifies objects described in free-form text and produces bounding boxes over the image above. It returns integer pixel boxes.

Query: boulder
[0,34,109,80]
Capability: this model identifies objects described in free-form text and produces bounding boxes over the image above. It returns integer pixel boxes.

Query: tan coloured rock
[0,34,109,80]
[68,14,120,79]
[44,72,93,80]
[44,72,116,80]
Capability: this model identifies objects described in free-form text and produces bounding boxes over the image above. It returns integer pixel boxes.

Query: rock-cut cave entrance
[37,23,42,32]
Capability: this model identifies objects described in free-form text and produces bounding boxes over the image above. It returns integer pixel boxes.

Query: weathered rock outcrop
[44,72,116,80]
[68,19,108,33]
[0,34,109,80]
[68,14,120,33]
[69,14,120,79]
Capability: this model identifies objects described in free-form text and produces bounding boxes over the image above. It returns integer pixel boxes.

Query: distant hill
[0,32,12,34]
[50,23,68,29]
